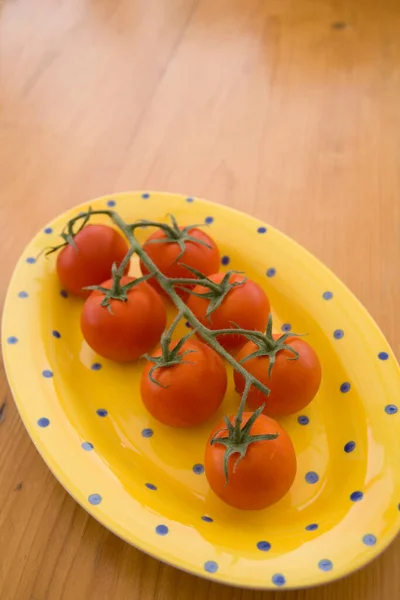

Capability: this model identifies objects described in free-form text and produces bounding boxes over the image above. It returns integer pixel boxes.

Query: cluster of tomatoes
[53,213,321,511]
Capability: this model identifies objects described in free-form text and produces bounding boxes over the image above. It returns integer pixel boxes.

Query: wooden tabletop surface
[1,0,400,598]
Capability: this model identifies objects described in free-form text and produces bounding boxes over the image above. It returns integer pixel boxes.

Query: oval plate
[2,192,400,590]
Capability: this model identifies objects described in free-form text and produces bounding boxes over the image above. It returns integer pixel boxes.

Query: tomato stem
[145,311,199,386]
[210,403,279,483]
[239,314,303,377]
[133,214,213,262]
[173,267,247,317]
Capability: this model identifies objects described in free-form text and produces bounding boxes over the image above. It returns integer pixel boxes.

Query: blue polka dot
[398,503,400,511]
[319,559,333,572]
[193,463,204,474]
[91,363,102,371]
[186,197,194,203]
[257,226,267,234]
[257,541,271,552]
[323,291,333,300]
[18,291,28,298]
[88,493,102,505]
[205,216,214,224]
[385,404,398,415]
[42,369,53,378]
[201,516,213,523]
[44,227,53,234]
[221,255,230,266]
[107,199,116,207]
[266,268,276,278]
[378,351,389,361]
[350,491,363,502]
[60,290,68,298]
[142,428,153,438]
[334,329,344,339]
[272,574,286,587]
[142,193,150,199]
[96,409,108,417]
[26,257,36,264]
[281,323,291,332]
[340,382,351,393]
[305,471,319,484]
[305,523,318,531]
[82,442,93,451]
[344,441,356,453]
[37,417,50,428]
[7,336,18,344]
[204,561,218,574]
[52,330,61,339]
[363,534,376,546]
[185,321,191,328]
[155,525,168,536]
[297,415,309,425]
[145,483,157,491]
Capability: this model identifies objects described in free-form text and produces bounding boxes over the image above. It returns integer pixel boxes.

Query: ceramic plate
[3,192,400,590]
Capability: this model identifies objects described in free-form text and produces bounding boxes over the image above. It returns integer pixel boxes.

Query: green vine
[144,310,197,387]
[136,214,212,261]
[175,265,247,317]
[53,208,299,482]
[42,207,94,257]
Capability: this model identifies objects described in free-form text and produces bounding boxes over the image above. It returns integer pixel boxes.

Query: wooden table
[1,0,399,598]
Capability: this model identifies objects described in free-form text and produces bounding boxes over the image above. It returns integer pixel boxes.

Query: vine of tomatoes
[45,208,322,511]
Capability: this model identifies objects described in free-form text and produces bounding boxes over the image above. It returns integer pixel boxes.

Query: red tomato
[140,340,227,427]
[205,413,297,510]
[187,272,270,352]
[81,276,166,362]
[57,224,129,298]
[139,227,220,298]
[234,336,322,417]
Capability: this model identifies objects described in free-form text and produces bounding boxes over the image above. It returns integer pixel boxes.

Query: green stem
[160,310,185,356]
[168,276,221,293]
[207,328,268,343]
[234,379,251,437]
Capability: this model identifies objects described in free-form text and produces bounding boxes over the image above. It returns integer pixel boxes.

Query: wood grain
[1,0,400,598]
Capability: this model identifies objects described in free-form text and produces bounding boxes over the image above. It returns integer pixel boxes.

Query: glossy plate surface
[3,192,400,590]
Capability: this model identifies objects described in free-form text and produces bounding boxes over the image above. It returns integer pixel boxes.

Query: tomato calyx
[177,267,247,317]
[42,208,93,258]
[239,314,302,378]
[144,326,198,387]
[137,214,212,261]
[85,263,152,310]
[210,404,279,483]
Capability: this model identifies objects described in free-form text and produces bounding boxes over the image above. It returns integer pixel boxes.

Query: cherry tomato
[205,413,297,510]
[140,227,220,298]
[187,272,270,352]
[140,340,227,427]
[234,336,322,417]
[81,276,167,362]
[57,224,129,298]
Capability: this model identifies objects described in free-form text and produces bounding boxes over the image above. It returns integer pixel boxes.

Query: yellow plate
[2,192,400,590]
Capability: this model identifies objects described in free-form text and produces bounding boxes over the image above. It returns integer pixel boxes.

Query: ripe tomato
[139,227,220,298]
[234,336,322,417]
[57,224,129,298]
[205,413,297,510]
[81,276,166,362]
[140,340,227,427]
[187,272,270,352]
